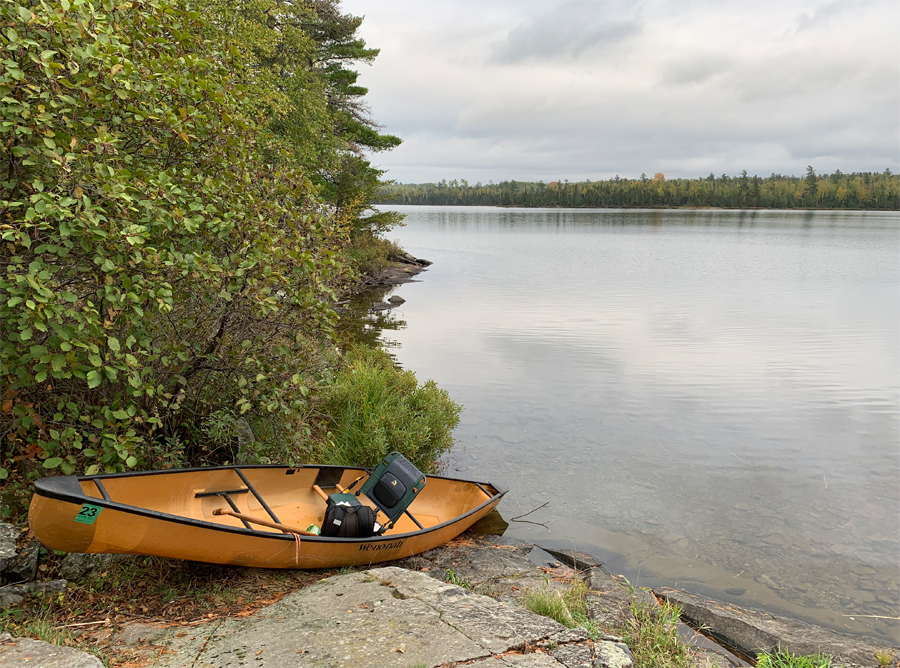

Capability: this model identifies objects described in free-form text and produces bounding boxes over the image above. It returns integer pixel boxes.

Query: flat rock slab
[586,567,655,632]
[0,633,103,668]
[154,567,591,668]
[394,535,578,603]
[656,588,899,668]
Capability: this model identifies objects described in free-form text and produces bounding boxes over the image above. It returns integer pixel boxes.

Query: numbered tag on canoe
[74,503,102,525]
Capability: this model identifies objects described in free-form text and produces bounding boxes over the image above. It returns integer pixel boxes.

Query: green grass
[620,597,693,668]
[445,569,473,590]
[318,345,461,473]
[756,650,833,668]
[524,578,600,640]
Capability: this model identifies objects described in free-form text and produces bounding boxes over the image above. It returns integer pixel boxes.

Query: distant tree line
[376,168,899,210]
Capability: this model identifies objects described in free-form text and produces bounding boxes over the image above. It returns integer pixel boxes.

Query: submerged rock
[656,587,899,668]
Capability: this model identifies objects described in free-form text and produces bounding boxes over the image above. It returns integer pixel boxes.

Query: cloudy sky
[340,0,899,184]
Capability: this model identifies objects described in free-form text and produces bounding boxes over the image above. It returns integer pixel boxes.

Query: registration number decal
[74,503,102,525]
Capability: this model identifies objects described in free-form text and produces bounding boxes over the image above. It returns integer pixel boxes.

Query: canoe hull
[29,465,506,569]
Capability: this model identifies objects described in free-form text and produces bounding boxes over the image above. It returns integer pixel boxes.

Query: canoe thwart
[208,491,253,529]
[234,468,282,525]
[93,479,111,501]
[405,509,424,530]
[195,488,250,498]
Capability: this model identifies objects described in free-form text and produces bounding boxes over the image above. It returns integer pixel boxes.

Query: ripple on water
[361,206,900,643]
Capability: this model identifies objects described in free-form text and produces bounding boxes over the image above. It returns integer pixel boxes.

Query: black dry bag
[322,503,377,538]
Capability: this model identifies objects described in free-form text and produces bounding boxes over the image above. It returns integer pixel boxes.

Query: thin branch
[510,502,550,528]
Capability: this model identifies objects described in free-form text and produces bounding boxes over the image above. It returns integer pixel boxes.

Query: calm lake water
[365,206,900,643]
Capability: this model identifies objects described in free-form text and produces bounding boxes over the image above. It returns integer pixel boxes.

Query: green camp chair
[357,452,426,532]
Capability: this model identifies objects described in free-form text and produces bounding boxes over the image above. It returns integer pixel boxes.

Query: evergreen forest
[377,168,900,210]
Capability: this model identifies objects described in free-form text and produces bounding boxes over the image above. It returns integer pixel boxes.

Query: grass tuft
[524,577,600,640]
[445,569,473,590]
[756,650,833,668]
[621,597,693,668]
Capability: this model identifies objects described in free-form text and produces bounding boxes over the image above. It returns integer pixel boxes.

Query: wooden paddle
[212,509,318,536]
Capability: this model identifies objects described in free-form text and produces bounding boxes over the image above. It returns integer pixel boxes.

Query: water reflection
[335,287,408,350]
[347,206,900,643]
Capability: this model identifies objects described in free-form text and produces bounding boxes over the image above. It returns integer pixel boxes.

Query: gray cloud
[490,1,642,64]
[661,55,733,86]
[794,0,869,32]
[343,0,900,183]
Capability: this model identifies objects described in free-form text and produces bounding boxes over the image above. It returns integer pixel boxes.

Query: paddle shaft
[212,509,317,536]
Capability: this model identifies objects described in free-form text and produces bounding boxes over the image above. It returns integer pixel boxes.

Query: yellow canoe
[29,465,506,569]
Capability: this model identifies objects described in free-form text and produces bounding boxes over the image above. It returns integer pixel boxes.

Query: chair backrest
[358,452,426,528]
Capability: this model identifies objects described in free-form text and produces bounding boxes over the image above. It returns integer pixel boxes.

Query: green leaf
[112,409,129,420]
[43,457,63,469]
[86,370,102,388]
[125,456,137,467]
[107,337,120,352]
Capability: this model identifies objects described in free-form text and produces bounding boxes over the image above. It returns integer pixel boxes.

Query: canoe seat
[357,452,426,532]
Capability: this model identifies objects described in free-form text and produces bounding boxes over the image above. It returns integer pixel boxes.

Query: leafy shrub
[317,345,461,472]
[344,233,404,278]
[0,0,347,480]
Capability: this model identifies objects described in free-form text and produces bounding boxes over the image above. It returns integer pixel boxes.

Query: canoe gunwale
[32,466,507,545]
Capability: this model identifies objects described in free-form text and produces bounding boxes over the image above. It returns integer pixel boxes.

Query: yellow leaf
[178,132,190,145]
[73,186,83,198]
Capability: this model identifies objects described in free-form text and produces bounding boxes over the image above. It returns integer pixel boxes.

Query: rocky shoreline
[1,523,896,667]
[3,257,898,667]
[363,249,432,289]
